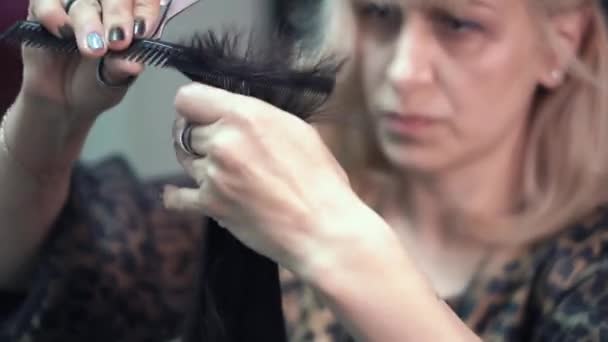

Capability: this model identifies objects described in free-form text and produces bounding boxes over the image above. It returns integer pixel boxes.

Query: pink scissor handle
[151,0,201,39]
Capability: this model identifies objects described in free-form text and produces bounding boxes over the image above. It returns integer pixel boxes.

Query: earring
[551,70,563,81]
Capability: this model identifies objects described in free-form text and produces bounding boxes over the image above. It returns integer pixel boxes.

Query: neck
[390,132,526,247]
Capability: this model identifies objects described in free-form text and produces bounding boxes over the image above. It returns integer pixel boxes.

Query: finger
[133,0,161,38]
[102,56,145,84]
[173,127,212,185]
[172,115,214,158]
[69,0,107,57]
[30,0,72,38]
[172,115,187,138]
[163,185,202,213]
[172,117,202,182]
[174,139,196,176]
[191,158,211,186]
[175,83,252,125]
[101,0,134,51]
[189,123,218,156]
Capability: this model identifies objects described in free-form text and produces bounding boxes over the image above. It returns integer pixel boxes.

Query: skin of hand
[21,0,161,120]
[0,0,162,289]
[163,83,370,276]
[161,85,482,342]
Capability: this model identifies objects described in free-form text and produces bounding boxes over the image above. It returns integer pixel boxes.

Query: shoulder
[543,205,608,289]
[279,266,349,341]
[52,155,207,302]
[530,206,608,340]
[66,156,200,230]
[63,155,205,258]
[533,205,608,313]
[9,157,207,341]
[71,155,194,201]
[53,154,206,282]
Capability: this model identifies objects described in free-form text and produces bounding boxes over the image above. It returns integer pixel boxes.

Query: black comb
[0,20,188,67]
[0,20,340,118]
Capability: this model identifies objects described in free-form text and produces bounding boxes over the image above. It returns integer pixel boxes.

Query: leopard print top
[2,157,608,341]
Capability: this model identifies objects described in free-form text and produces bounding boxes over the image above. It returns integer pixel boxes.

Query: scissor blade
[152,0,201,39]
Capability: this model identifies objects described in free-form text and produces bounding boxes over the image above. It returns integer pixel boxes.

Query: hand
[164,83,359,271]
[20,0,161,118]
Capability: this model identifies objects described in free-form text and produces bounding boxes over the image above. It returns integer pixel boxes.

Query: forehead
[351,0,506,13]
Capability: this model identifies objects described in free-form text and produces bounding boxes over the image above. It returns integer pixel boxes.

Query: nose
[387,16,436,94]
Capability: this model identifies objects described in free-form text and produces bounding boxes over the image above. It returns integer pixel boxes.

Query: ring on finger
[96,58,137,89]
[64,0,79,12]
[179,122,205,158]
[64,0,98,13]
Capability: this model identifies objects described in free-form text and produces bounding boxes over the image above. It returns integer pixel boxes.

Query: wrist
[3,94,96,181]
[15,90,100,127]
[288,195,480,341]
[295,196,411,286]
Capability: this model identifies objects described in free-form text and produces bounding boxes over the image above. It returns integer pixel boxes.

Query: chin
[380,141,451,174]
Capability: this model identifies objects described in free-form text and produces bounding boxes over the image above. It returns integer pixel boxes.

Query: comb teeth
[0,21,78,53]
[0,21,184,69]
[0,20,338,119]
[116,40,185,67]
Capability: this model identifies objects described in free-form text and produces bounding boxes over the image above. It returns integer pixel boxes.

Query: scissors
[151,0,201,39]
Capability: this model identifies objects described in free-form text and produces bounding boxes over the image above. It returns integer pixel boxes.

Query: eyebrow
[351,0,399,6]
[350,0,497,15]
[470,0,496,11]
[423,0,499,16]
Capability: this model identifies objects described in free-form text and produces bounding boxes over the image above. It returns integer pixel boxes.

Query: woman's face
[355,0,556,173]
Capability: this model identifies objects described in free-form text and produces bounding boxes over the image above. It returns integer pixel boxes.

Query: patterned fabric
[1,157,205,342]
[280,210,608,342]
[1,156,608,341]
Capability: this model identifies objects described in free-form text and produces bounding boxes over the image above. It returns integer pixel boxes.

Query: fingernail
[86,32,105,51]
[133,18,146,37]
[108,27,125,42]
[58,24,74,39]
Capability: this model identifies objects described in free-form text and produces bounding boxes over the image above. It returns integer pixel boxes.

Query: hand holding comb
[0,2,339,119]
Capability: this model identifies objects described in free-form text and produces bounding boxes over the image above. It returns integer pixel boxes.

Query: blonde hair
[311,0,608,245]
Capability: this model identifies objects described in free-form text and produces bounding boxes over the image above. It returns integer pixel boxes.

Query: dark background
[0,1,27,113]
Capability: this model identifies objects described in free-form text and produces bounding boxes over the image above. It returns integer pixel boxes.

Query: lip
[379,112,439,135]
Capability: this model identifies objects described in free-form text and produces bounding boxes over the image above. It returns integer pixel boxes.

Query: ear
[538,7,590,89]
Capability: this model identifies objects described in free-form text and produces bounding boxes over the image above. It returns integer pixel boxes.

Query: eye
[355,2,403,35]
[358,3,395,19]
[434,12,482,34]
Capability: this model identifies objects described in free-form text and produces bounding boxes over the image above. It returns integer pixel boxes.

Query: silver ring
[179,122,204,158]
[65,0,101,13]
[64,0,79,13]
[96,58,136,89]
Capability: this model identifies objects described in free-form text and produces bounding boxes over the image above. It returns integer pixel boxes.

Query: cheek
[446,39,540,141]
[359,42,395,102]
[448,75,534,154]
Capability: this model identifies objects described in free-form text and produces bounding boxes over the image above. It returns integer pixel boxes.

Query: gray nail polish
[108,27,126,42]
[86,32,105,51]
[134,18,146,37]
